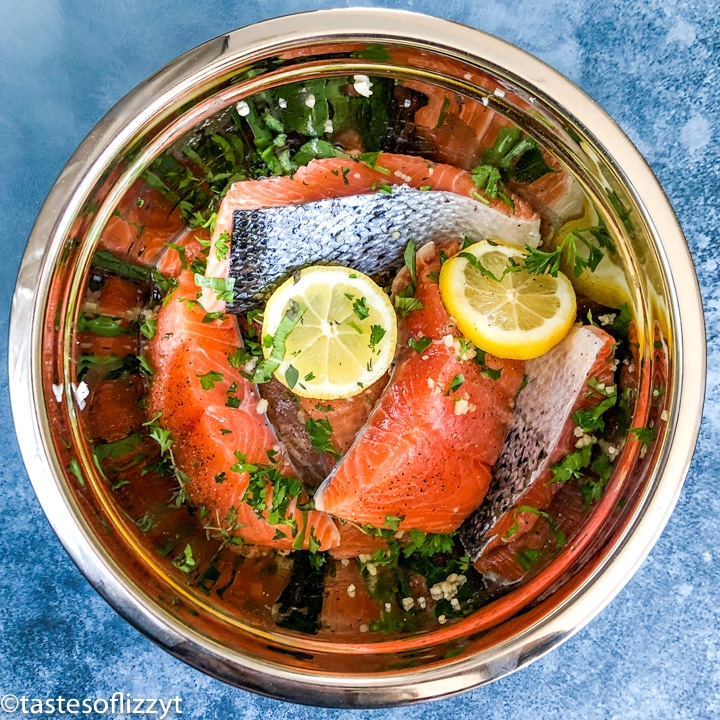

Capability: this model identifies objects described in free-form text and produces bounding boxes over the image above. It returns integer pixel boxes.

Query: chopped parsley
[572,392,617,433]
[630,426,656,446]
[226,346,252,368]
[92,432,144,463]
[166,242,188,270]
[445,373,465,395]
[459,249,503,283]
[404,240,417,286]
[469,126,554,211]
[143,413,191,507]
[409,336,432,354]
[214,231,230,261]
[139,316,157,340]
[473,350,502,381]
[383,514,403,531]
[237,452,303,529]
[194,274,235,303]
[352,296,370,320]
[306,417,341,459]
[358,151,389,173]
[201,311,225,324]
[369,324,386,349]
[549,444,593,484]
[76,314,131,337]
[172,544,196,573]
[470,164,514,209]
[285,364,299,389]
[402,530,456,558]
[522,219,614,279]
[138,353,154,377]
[580,451,614,511]
[394,296,424,316]
[393,240,424,318]
[250,300,306,384]
[196,370,224,390]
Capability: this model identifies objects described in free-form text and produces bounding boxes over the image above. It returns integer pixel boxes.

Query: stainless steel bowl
[9,8,705,708]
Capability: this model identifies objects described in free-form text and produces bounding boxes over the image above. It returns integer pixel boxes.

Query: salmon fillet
[313,243,525,534]
[204,152,541,300]
[460,324,617,576]
[146,271,340,551]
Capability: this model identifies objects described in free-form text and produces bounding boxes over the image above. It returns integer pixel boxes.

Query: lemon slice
[261,265,398,399]
[556,205,631,310]
[439,240,576,360]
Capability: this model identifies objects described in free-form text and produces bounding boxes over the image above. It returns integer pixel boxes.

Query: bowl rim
[9,7,706,708]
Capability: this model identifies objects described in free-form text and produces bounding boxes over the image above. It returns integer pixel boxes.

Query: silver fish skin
[226,185,541,312]
[459,325,615,562]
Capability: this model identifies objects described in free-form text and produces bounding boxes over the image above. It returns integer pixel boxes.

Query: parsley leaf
[251,300,306,383]
[572,393,617,433]
[459,250,503,282]
[409,336,432,354]
[630,426,655,446]
[214,231,230,261]
[139,316,157,340]
[445,373,465,395]
[172,544,196,573]
[226,347,252,368]
[196,370,224,390]
[383,514,403,531]
[369,325,386,349]
[522,218,614,279]
[394,295,423,316]
[194,274,235,303]
[76,314,131,337]
[305,417,341,459]
[549,444,593,484]
[352,296,370,320]
[285,364,299,389]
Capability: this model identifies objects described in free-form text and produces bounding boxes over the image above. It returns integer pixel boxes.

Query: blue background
[1,1,718,718]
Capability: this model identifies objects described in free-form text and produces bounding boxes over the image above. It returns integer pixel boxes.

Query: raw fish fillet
[460,324,616,567]
[313,243,525,534]
[475,480,587,585]
[204,153,541,312]
[226,184,538,312]
[146,271,340,551]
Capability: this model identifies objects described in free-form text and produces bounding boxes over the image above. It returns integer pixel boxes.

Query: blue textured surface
[1,1,717,718]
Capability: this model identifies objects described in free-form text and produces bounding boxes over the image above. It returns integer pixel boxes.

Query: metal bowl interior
[9,8,705,708]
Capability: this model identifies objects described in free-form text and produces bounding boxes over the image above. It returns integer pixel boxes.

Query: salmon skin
[226,184,537,312]
[459,325,617,565]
